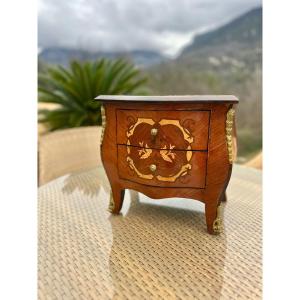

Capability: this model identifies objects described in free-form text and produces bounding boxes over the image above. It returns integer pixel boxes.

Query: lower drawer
[117,145,207,188]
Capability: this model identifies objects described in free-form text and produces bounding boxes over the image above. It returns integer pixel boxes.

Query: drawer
[117,145,207,188]
[116,109,210,151]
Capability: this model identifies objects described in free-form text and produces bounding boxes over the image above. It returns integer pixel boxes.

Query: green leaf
[38,58,148,131]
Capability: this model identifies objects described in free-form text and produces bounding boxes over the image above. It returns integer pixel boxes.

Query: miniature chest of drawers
[96,95,239,234]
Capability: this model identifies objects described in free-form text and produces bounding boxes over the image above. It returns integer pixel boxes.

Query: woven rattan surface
[38,126,102,186]
[38,164,262,300]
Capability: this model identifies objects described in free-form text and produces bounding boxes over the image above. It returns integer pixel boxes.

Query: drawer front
[117,109,210,151]
[118,145,207,188]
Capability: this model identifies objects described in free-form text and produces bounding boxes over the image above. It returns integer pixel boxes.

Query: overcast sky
[38,0,261,57]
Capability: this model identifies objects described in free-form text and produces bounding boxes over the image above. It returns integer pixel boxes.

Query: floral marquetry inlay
[125,117,195,182]
[159,119,194,144]
[156,164,192,182]
[127,118,154,138]
[138,142,152,159]
[160,145,176,163]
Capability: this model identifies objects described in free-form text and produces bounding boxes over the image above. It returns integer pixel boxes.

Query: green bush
[38,59,147,131]
[237,128,262,159]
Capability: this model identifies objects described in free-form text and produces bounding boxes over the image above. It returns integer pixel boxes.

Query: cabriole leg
[204,188,223,234]
[221,191,227,202]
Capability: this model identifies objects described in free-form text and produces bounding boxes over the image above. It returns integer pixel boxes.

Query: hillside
[146,7,262,159]
[38,47,168,68]
[183,7,262,54]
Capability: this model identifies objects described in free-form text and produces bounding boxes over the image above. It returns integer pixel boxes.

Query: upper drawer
[116,109,210,151]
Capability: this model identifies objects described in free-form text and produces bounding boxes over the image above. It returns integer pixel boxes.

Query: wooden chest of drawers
[96,95,239,234]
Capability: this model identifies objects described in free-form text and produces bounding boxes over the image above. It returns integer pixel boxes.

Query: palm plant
[38,59,147,131]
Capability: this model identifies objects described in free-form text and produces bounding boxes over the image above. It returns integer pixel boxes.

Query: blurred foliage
[38,59,147,131]
[237,128,262,160]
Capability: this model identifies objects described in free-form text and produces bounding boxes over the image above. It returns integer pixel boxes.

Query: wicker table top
[38,164,262,300]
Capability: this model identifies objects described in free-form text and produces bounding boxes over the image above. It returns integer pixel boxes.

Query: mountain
[146,7,262,158]
[148,6,262,89]
[38,47,168,68]
[182,7,262,55]
[174,6,262,73]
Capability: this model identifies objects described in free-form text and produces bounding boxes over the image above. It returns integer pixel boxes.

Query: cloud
[38,0,261,56]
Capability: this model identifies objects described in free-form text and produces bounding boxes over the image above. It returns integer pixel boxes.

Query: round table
[38,164,262,299]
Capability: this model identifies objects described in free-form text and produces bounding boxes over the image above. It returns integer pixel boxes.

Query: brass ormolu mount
[108,190,115,213]
[100,105,106,145]
[213,205,223,234]
[226,108,235,164]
